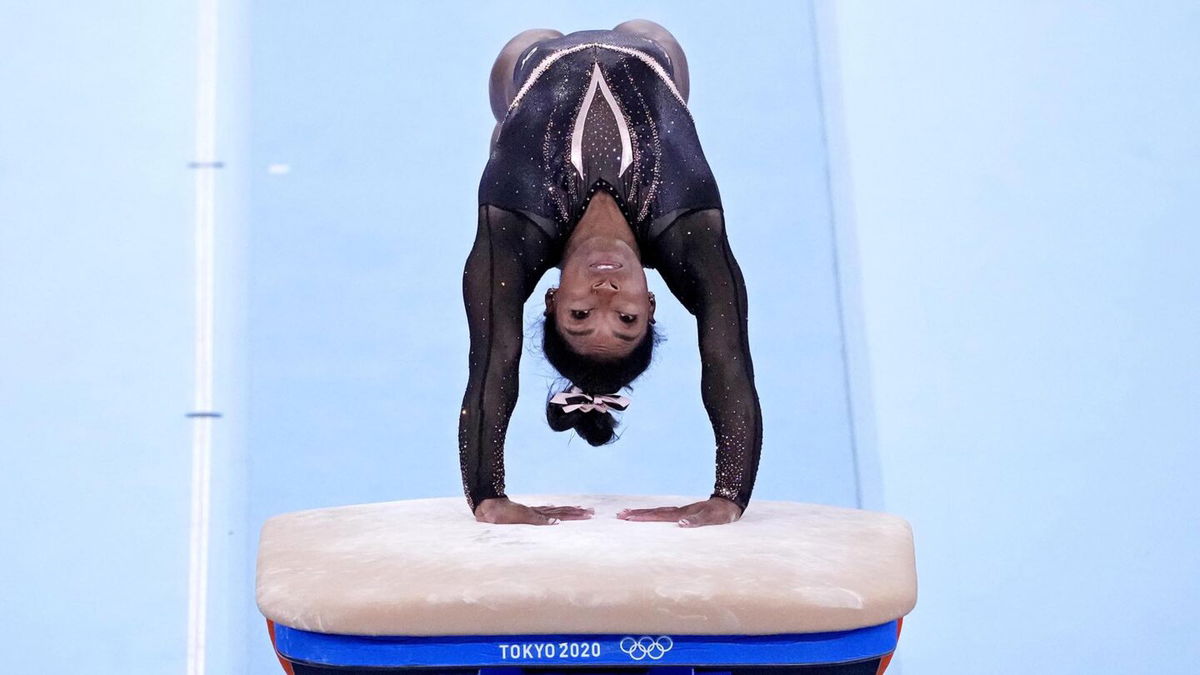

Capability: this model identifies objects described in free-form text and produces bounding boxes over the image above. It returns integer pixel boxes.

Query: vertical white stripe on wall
[187,1,219,675]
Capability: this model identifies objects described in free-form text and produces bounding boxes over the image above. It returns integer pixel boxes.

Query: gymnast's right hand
[473,497,594,525]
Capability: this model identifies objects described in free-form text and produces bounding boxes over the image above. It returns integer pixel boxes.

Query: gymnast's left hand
[617,497,743,527]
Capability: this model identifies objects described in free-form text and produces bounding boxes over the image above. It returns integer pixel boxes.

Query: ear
[544,287,557,317]
[648,291,657,324]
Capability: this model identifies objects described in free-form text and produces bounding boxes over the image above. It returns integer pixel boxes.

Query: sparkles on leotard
[480,30,721,245]
[460,29,762,514]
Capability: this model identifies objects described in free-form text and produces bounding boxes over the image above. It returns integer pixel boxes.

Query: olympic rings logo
[619,636,674,661]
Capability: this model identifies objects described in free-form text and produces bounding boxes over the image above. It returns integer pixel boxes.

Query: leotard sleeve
[649,208,763,513]
[458,205,555,513]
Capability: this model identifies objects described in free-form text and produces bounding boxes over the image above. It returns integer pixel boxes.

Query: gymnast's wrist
[473,495,510,516]
[711,494,746,516]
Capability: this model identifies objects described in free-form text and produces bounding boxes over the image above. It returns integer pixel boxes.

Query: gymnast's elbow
[465,336,523,375]
[698,333,750,369]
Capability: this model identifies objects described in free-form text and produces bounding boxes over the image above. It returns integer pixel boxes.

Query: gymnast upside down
[460,20,762,528]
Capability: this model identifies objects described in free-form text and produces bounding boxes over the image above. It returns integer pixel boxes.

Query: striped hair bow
[549,385,630,414]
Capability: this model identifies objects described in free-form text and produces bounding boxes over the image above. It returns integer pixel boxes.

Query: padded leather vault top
[256,494,917,636]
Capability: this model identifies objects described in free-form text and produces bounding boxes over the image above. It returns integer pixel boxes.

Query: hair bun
[546,385,618,446]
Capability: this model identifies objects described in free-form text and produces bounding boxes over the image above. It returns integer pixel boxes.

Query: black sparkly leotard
[460,29,762,514]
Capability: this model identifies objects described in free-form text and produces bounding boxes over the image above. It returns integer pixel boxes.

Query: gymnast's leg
[490,29,563,114]
[613,19,690,102]
[488,28,563,148]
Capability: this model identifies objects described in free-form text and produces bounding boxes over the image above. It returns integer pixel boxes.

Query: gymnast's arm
[651,208,763,514]
[458,205,553,515]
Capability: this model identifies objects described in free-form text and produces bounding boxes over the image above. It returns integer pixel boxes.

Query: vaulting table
[257,494,917,675]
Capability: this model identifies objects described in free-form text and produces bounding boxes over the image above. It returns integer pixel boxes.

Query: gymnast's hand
[617,497,743,528]
[473,497,595,525]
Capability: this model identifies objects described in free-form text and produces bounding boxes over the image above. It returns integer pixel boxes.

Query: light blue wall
[0,2,251,673]
[823,2,1200,673]
[0,2,194,673]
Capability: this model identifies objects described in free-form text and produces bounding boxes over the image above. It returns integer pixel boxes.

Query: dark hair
[542,312,659,446]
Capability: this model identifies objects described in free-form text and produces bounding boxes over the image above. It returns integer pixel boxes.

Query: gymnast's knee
[612,19,690,101]
[489,28,564,121]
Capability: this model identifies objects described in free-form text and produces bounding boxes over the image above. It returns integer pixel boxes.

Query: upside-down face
[548,235,655,359]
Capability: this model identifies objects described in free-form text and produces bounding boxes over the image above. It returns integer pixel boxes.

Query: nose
[592,279,619,292]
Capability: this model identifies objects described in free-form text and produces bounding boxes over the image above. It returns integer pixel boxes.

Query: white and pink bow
[549,385,630,414]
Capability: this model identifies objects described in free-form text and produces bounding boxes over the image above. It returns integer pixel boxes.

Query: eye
[570,309,591,320]
[619,313,637,324]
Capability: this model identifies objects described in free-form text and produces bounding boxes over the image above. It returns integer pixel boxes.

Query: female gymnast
[460,21,762,528]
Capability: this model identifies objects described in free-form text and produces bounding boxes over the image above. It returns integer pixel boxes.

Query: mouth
[589,261,623,271]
